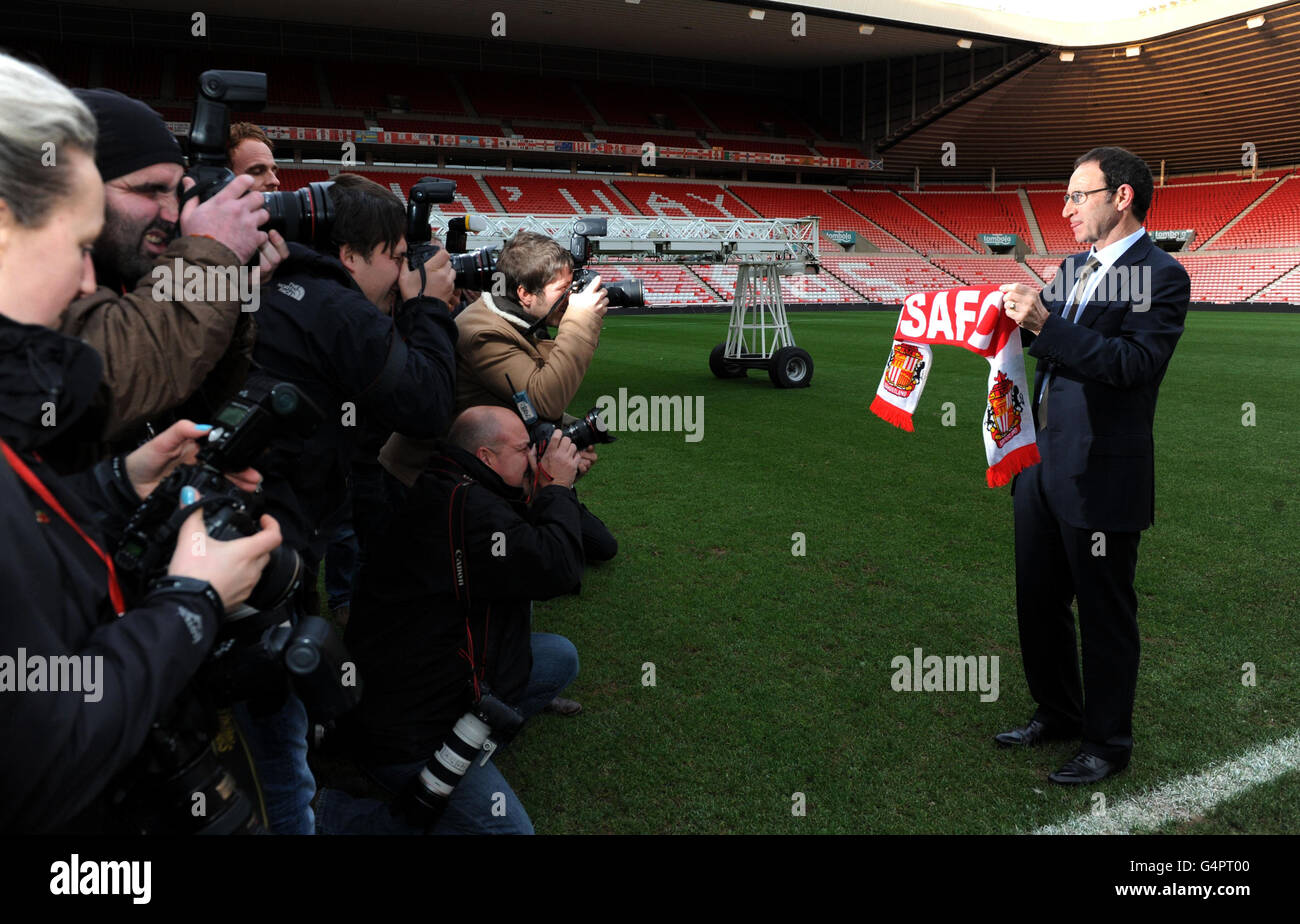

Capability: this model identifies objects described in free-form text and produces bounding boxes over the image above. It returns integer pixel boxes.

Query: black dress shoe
[994,719,1077,748]
[1048,751,1127,785]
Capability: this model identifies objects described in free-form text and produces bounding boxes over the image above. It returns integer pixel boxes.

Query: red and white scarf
[870,286,1040,488]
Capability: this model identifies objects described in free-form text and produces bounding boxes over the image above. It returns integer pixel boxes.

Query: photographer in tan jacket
[382,231,611,501]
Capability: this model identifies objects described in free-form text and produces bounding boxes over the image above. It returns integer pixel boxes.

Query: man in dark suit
[996,146,1191,784]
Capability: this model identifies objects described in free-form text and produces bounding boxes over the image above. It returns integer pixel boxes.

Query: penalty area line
[1031,730,1300,835]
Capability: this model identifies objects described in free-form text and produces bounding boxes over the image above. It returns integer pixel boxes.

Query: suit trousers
[1013,463,1141,763]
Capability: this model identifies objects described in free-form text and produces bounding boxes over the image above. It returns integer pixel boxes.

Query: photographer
[0,54,281,832]
[46,89,284,468]
[242,174,457,833]
[228,121,280,193]
[251,173,458,561]
[380,230,618,564]
[316,406,583,834]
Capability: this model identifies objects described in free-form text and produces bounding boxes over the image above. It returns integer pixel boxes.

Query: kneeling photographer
[0,54,282,832]
[381,229,620,566]
[315,406,584,834]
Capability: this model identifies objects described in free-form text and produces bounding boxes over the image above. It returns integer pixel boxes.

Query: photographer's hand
[399,244,456,306]
[566,274,609,320]
[256,229,290,283]
[124,419,262,500]
[179,173,270,265]
[534,433,580,489]
[167,492,282,611]
[576,447,597,479]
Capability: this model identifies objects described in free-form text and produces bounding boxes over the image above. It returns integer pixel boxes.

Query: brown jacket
[59,235,255,444]
[380,292,603,486]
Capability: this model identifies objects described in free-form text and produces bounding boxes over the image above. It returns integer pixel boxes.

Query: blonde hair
[0,52,97,226]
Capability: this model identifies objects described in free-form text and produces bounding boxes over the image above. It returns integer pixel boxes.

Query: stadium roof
[768,0,1281,46]
[65,0,1284,65]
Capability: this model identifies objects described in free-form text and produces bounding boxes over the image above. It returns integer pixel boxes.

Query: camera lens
[262,181,334,249]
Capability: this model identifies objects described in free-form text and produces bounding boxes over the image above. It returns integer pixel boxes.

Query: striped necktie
[1038,256,1102,428]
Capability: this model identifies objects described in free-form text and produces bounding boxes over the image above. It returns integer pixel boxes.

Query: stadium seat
[1208,178,1300,250]
[615,181,760,219]
[731,186,912,252]
[484,176,637,216]
[832,190,968,253]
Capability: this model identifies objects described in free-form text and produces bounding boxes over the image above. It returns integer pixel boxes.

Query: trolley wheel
[709,343,747,379]
[768,347,813,388]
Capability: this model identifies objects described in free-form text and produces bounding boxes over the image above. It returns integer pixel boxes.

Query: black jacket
[1018,238,1190,531]
[0,316,223,833]
[344,444,584,765]
[251,244,459,558]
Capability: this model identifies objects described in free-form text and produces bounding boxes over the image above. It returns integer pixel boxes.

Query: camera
[506,375,615,452]
[405,176,499,291]
[106,380,362,834]
[394,685,524,831]
[184,69,335,248]
[116,378,320,613]
[569,217,645,308]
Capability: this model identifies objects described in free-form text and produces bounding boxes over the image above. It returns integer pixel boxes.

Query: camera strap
[0,438,126,616]
[445,473,490,698]
[355,331,409,403]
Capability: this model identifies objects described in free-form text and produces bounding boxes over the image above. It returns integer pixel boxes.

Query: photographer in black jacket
[0,53,281,833]
[253,172,458,561]
[315,405,583,834]
[243,172,458,834]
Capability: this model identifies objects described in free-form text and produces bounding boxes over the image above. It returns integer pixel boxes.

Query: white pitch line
[1032,731,1300,835]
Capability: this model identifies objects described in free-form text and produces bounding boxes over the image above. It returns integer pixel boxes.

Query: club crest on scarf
[883,343,926,398]
[870,286,1041,488]
[985,370,1024,448]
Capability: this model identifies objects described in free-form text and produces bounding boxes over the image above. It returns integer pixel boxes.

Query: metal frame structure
[438,212,819,387]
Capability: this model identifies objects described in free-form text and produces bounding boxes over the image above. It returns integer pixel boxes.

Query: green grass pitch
[490,309,1299,834]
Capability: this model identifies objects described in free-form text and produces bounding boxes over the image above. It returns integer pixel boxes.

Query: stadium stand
[511,124,591,142]
[877,9,1300,179]
[689,90,813,137]
[597,264,723,307]
[484,175,636,215]
[692,265,864,304]
[275,167,332,191]
[1025,258,1063,285]
[582,82,711,132]
[375,118,505,136]
[614,181,760,219]
[388,172,495,213]
[833,190,969,253]
[327,64,467,115]
[815,144,868,159]
[931,257,1043,288]
[819,256,964,302]
[1173,253,1300,303]
[704,137,816,156]
[594,130,706,149]
[731,186,913,252]
[1252,266,1300,302]
[102,56,162,102]
[900,191,1035,252]
[1145,180,1275,246]
[233,111,368,130]
[1025,190,1081,254]
[1207,177,1300,250]
[464,73,593,123]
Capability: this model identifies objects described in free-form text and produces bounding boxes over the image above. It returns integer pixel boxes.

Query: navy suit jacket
[1019,235,1190,532]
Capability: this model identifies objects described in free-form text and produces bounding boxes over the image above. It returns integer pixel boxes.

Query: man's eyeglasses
[1063,187,1115,205]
